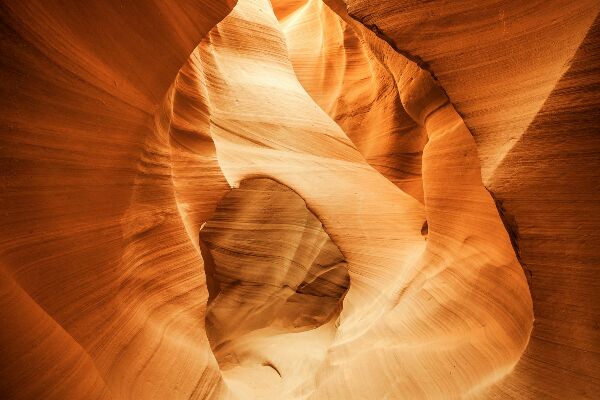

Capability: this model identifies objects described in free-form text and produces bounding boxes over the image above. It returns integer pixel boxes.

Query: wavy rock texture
[0,1,235,399]
[0,0,597,399]
[200,178,349,398]
[343,0,600,181]
[278,0,429,202]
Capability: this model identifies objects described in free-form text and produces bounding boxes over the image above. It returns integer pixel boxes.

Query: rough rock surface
[0,0,597,399]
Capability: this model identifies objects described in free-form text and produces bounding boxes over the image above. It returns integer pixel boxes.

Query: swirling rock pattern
[343,0,600,180]
[0,0,597,399]
[200,178,349,398]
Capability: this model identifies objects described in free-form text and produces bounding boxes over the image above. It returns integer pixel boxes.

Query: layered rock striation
[0,0,598,399]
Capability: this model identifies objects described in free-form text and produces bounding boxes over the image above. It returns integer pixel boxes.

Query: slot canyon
[0,0,599,399]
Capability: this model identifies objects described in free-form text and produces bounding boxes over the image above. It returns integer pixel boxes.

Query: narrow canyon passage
[163,0,533,397]
[1,0,598,399]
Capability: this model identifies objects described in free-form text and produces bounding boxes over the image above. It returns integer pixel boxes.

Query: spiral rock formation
[1,0,598,399]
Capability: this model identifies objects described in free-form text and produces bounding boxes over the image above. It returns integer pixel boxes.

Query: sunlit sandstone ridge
[0,1,598,400]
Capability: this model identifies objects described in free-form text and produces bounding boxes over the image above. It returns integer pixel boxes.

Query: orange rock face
[0,0,598,399]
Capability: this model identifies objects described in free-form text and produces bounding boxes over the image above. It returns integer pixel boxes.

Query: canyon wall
[0,0,598,399]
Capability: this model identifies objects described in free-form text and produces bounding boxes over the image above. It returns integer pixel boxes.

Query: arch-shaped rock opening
[199,178,349,396]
